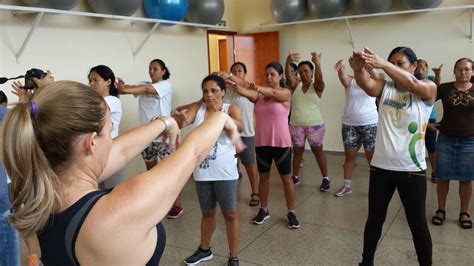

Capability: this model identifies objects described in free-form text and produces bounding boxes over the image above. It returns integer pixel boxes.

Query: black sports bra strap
[65,191,108,265]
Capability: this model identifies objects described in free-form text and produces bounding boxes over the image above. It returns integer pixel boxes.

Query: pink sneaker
[334,186,352,197]
[167,206,183,219]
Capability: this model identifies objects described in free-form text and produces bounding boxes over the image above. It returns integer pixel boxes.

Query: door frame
[206,30,237,74]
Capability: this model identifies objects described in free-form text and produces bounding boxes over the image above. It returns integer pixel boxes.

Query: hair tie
[30,101,39,118]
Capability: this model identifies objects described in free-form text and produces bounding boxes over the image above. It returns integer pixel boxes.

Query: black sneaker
[227,257,239,266]
[287,212,300,229]
[292,175,300,186]
[319,178,330,192]
[184,247,213,265]
[253,208,270,224]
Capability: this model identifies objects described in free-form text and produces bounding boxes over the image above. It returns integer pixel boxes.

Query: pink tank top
[254,95,292,147]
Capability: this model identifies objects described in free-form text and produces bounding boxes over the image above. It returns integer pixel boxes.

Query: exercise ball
[23,0,80,10]
[88,0,141,16]
[271,0,307,23]
[143,0,188,22]
[401,0,442,9]
[186,0,225,25]
[308,0,348,19]
[353,0,393,14]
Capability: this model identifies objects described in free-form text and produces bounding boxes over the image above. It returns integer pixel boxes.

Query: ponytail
[3,103,61,236]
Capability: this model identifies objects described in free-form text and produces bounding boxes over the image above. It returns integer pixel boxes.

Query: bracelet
[150,116,171,134]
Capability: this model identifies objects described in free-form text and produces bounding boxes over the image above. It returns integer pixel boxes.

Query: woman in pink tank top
[225,62,300,229]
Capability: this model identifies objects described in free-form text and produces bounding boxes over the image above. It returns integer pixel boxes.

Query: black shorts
[255,146,292,175]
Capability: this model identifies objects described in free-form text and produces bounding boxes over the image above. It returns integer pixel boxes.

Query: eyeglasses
[454,68,472,73]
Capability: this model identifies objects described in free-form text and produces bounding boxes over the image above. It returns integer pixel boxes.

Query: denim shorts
[195,180,238,211]
[435,134,474,181]
[0,210,19,266]
[425,119,437,154]
[342,123,377,150]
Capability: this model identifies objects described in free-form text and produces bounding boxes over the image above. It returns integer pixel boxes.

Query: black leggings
[361,167,432,266]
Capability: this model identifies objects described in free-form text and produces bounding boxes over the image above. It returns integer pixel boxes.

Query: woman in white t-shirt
[116,59,182,219]
[89,65,123,188]
[334,59,379,197]
[88,65,122,138]
[350,47,436,266]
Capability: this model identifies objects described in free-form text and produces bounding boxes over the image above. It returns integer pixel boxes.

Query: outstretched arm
[285,52,300,90]
[361,47,436,103]
[106,112,243,229]
[335,59,353,88]
[98,116,180,181]
[349,51,385,97]
[116,78,157,95]
[311,52,325,97]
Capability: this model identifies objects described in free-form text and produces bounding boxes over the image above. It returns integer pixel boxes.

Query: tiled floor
[21,154,473,265]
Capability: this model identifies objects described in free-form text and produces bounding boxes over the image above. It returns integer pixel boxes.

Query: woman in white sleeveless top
[173,75,243,266]
[334,60,379,197]
[350,47,436,266]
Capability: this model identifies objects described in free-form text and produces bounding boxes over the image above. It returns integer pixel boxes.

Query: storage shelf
[0,4,226,62]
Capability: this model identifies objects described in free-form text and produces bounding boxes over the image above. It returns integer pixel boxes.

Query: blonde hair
[2,81,106,236]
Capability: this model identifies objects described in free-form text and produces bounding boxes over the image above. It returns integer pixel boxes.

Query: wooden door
[218,39,228,72]
[234,31,279,86]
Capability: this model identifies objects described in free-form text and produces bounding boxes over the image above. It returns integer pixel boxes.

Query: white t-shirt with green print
[371,81,433,172]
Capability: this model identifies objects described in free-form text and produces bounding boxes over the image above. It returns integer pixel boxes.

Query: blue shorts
[435,134,474,181]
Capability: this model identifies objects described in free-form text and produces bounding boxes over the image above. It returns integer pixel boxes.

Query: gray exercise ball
[353,0,393,14]
[401,0,442,9]
[88,0,141,16]
[271,0,307,23]
[23,0,80,10]
[186,0,225,25]
[308,0,348,19]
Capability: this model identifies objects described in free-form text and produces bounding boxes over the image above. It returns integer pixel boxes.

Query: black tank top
[37,189,166,265]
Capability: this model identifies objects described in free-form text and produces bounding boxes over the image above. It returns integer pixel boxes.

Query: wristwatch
[151,116,171,133]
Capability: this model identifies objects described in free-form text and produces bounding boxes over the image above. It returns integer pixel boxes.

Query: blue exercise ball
[143,0,188,22]
[353,0,393,14]
[88,0,141,16]
[186,0,225,25]
[401,0,442,9]
[308,0,348,19]
[271,0,307,23]
[23,0,80,10]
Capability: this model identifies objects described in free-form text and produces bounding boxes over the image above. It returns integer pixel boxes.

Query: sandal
[249,193,260,207]
[459,212,472,229]
[431,209,446,226]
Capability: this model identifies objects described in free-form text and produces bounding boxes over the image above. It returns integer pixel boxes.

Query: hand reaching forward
[360,47,386,69]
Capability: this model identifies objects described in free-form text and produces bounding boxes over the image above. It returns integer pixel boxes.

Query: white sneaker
[334,186,352,197]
